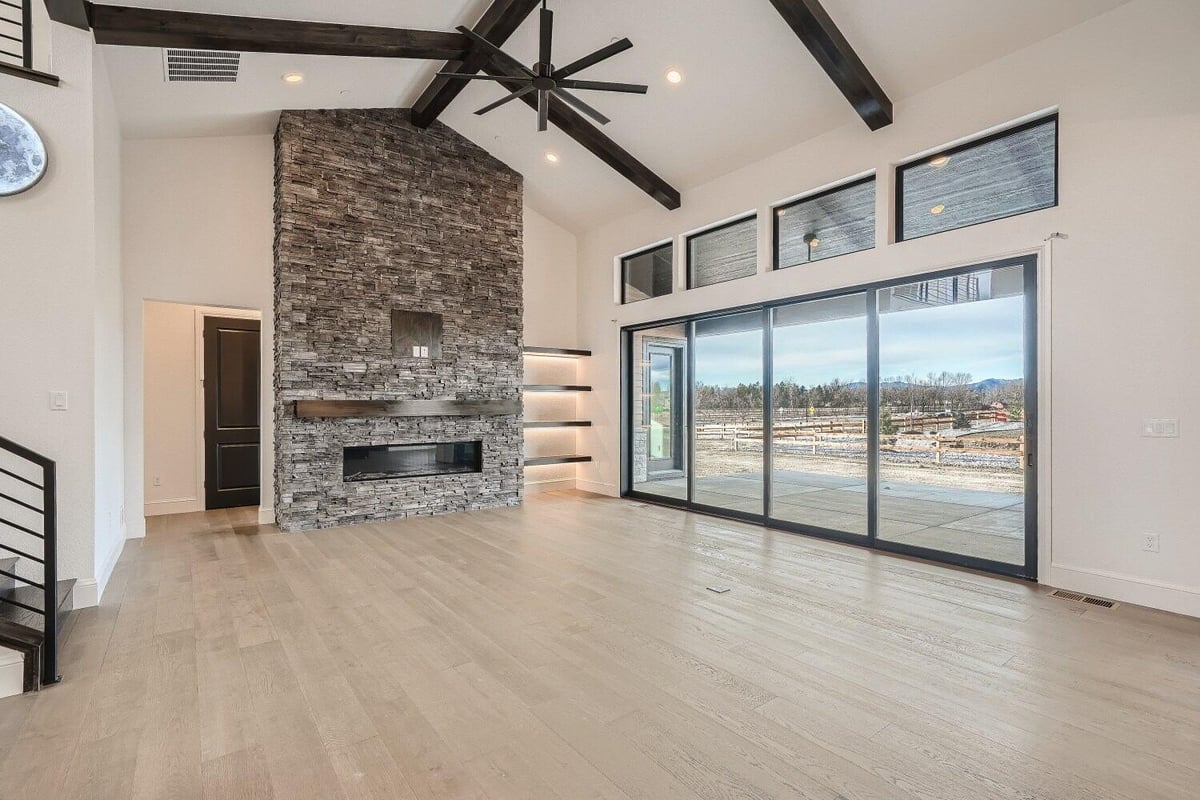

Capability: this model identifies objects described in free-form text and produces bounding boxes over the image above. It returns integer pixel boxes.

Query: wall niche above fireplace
[344,441,483,483]
[392,309,443,359]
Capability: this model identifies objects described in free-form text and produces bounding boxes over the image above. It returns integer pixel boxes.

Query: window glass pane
[770,294,869,536]
[875,264,1028,565]
[688,216,757,288]
[631,324,689,500]
[622,243,673,303]
[775,177,875,269]
[898,116,1056,241]
[693,311,764,514]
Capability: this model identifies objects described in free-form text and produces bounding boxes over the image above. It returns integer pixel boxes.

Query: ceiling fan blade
[537,90,549,132]
[539,6,553,67]
[456,25,535,77]
[557,79,648,94]
[439,72,534,82]
[553,38,633,80]
[552,89,610,125]
[475,84,537,115]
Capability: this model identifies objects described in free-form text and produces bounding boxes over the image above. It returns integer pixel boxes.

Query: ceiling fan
[438,0,649,131]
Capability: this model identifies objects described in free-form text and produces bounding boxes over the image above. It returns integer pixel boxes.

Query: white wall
[142,301,198,512]
[524,206,579,349]
[522,206,584,491]
[122,135,276,534]
[91,46,125,598]
[575,0,1200,616]
[0,26,123,607]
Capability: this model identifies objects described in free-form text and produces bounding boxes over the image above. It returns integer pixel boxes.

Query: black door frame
[621,254,1039,581]
[203,315,262,510]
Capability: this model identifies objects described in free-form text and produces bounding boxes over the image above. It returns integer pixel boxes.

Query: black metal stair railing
[0,434,59,685]
[0,0,32,68]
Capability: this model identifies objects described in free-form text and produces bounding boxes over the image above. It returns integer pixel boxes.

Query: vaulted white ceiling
[100,0,1129,232]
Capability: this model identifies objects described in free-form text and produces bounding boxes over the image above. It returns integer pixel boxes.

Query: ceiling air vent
[163,49,240,83]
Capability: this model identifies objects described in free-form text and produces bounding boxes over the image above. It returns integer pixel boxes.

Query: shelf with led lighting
[523,346,592,358]
[526,455,593,467]
[523,384,591,392]
[524,420,592,428]
[522,346,591,474]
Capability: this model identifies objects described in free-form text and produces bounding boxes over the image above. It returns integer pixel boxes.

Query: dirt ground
[694,442,1024,494]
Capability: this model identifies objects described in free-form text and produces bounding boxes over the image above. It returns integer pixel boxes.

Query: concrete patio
[633,468,1025,565]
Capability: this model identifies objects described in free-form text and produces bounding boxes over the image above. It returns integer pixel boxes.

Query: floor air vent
[163,49,241,82]
[1052,589,1116,608]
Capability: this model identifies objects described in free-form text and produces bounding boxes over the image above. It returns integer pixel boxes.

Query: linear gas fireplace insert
[343,441,483,482]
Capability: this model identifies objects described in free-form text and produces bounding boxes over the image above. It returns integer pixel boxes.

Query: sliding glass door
[623,256,1037,579]
[874,263,1033,567]
[769,294,870,538]
[692,312,765,515]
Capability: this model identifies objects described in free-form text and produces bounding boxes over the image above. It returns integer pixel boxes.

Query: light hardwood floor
[1,491,1197,799]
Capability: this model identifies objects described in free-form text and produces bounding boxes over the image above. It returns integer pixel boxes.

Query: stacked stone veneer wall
[274,109,524,532]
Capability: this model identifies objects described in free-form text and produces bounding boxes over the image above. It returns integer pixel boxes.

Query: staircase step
[0,557,15,592]
[0,578,74,633]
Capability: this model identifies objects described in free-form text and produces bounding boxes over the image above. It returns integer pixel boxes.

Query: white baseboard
[1049,563,1200,618]
[144,497,202,516]
[95,536,124,605]
[0,647,22,699]
[524,478,576,494]
[258,505,275,525]
[575,478,619,497]
[72,578,99,609]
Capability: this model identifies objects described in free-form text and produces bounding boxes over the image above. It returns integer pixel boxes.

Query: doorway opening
[143,302,263,519]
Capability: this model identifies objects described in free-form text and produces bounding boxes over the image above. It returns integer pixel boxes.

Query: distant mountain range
[841,378,1023,391]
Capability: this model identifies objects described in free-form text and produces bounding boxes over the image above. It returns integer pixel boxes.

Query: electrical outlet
[1142,533,1160,553]
[153,476,162,487]
[49,390,68,411]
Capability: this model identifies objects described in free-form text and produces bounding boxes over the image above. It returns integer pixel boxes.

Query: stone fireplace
[273,109,523,532]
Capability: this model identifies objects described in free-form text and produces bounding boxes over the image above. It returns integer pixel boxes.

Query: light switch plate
[1141,418,1180,438]
[49,390,68,411]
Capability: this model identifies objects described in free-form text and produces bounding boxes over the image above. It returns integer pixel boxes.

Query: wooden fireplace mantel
[295,399,520,419]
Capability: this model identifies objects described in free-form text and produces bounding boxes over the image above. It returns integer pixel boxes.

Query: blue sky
[693,296,1024,387]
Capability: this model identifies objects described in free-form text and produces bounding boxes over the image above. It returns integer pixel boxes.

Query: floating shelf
[526,455,593,466]
[523,385,592,392]
[523,346,592,358]
[524,420,592,428]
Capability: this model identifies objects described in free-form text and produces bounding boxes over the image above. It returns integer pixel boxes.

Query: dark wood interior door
[204,316,261,509]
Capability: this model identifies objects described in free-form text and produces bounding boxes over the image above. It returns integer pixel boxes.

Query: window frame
[895,113,1059,243]
[619,241,675,305]
[771,174,877,271]
[684,213,759,290]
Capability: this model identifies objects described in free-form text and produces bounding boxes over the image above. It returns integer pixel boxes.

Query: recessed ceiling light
[929,154,950,167]
[282,72,304,84]
[544,151,560,164]
[665,68,684,85]
[930,204,946,215]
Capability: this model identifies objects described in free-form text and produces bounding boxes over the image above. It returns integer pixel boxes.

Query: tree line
[694,372,1024,417]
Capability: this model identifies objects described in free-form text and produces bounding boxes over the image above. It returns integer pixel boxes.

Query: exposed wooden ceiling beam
[43,0,89,29]
[481,51,681,211]
[411,0,541,129]
[84,2,470,60]
[767,0,892,130]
